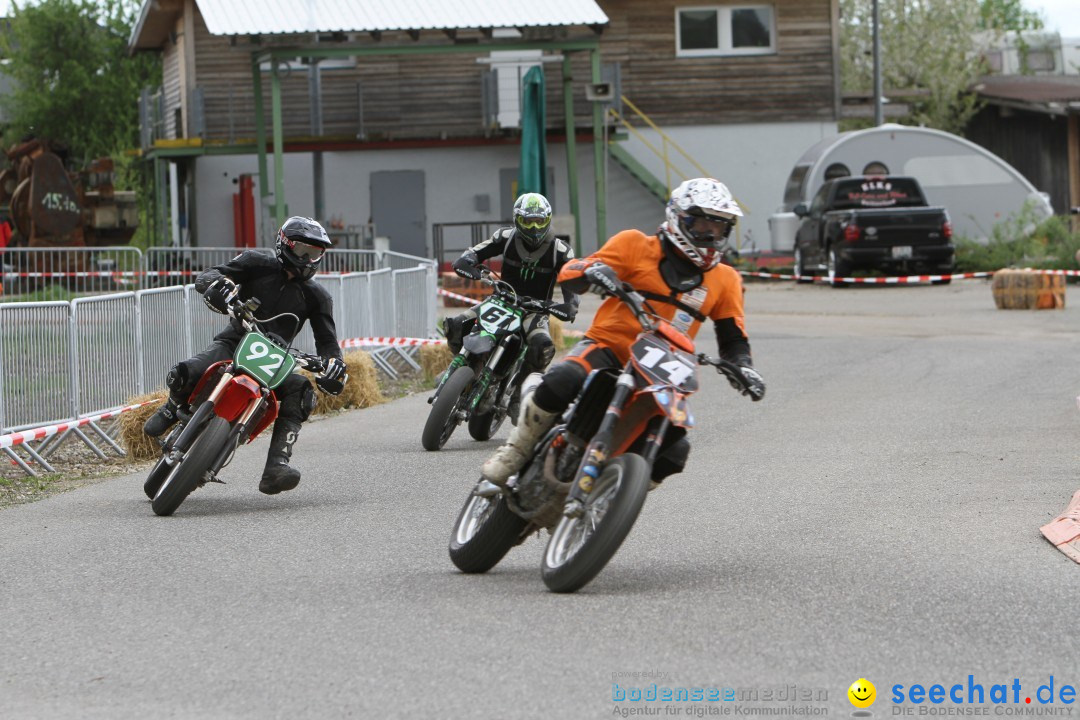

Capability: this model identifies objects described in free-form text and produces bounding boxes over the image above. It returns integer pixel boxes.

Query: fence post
[134,291,146,395]
[0,312,5,432]
[182,285,194,357]
[69,300,81,419]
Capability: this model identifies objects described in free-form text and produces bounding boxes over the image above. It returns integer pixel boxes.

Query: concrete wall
[190,119,833,256]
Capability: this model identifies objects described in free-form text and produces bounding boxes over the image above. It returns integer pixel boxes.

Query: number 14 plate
[234,331,296,389]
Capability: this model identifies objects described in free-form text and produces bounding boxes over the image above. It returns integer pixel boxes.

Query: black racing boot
[259,419,302,495]
[143,397,180,438]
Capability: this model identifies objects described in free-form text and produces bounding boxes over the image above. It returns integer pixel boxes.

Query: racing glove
[316,357,347,396]
[548,303,577,323]
[583,263,621,296]
[452,252,483,281]
[730,365,765,402]
[202,277,238,314]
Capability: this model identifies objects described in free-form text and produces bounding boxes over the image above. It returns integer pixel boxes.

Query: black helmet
[276,216,332,280]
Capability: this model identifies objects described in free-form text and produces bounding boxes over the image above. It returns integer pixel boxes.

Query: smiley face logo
[848,678,876,708]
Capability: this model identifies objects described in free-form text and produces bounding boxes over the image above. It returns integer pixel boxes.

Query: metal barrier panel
[322,249,380,274]
[0,301,73,431]
[185,284,226,352]
[143,247,379,286]
[393,267,432,340]
[380,250,435,271]
[0,246,143,298]
[143,247,265,288]
[340,272,371,340]
[71,293,139,417]
[138,286,189,393]
[368,268,395,337]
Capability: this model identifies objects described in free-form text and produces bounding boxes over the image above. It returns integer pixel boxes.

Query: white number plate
[892,246,913,259]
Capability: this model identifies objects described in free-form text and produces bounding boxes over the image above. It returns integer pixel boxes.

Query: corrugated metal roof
[975,75,1080,106]
[196,0,608,36]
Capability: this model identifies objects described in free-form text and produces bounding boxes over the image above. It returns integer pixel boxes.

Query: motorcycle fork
[207,392,267,476]
[172,372,234,453]
[640,415,671,468]
[567,370,636,504]
[431,352,468,403]
[470,343,507,410]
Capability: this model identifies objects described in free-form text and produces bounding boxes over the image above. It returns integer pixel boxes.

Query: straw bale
[304,351,384,414]
[991,269,1065,310]
[119,391,168,461]
[420,344,455,384]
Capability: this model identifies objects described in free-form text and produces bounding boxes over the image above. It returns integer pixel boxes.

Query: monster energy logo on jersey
[520,256,540,280]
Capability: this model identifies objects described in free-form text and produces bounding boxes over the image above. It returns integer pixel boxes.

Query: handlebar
[477,266,561,316]
[226,296,328,375]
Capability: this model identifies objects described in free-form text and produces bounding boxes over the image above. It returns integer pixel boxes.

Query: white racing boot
[481,395,557,486]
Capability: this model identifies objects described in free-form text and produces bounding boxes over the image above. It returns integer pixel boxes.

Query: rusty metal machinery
[0,138,138,248]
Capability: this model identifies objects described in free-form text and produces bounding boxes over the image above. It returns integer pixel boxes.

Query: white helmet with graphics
[662,178,742,270]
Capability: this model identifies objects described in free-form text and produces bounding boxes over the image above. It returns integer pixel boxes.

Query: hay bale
[119,391,168,461]
[420,343,455,384]
[305,350,384,414]
[549,316,564,349]
[991,269,1065,310]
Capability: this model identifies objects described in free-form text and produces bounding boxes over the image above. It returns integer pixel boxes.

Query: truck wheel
[794,247,813,284]
[828,249,850,289]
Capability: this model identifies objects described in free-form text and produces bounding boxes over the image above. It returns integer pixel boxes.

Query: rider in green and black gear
[446,192,579,417]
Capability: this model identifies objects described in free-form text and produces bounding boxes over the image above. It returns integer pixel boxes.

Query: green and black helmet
[513,193,553,250]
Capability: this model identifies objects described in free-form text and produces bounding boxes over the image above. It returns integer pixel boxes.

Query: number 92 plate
[234,332,297,389]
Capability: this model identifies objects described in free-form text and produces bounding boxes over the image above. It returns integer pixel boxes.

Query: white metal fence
[0,246,404,298]
[0,249,436,475]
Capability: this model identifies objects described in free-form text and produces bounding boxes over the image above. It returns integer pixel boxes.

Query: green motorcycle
[422,270,565,451]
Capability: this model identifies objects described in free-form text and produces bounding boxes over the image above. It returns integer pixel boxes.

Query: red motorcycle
[143,297,340,516]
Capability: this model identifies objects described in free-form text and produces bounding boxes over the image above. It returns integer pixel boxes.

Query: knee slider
[527,334,555,369]
[166,364,188,394]
[532,360,587,414]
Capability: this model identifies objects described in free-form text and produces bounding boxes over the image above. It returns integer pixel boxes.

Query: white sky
[0,1,1077,38]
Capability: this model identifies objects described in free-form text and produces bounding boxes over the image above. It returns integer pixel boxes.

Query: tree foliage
[0,0,160,162]
[839,0,1045,134]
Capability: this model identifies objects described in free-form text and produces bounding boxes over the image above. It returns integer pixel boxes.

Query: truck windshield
[832,178,925,210]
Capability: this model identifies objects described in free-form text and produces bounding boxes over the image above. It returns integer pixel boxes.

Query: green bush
[955,203,1080,272]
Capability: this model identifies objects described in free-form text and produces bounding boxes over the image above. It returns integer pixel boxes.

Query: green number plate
[234,332,296,389]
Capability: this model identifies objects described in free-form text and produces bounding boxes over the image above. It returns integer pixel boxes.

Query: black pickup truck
[792,176,954,287]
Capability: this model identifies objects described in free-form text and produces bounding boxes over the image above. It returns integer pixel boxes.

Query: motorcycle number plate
[477,298,523,334]
[234,332,296,390]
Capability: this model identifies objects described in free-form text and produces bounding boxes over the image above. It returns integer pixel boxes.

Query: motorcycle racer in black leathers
[143,216,347,495]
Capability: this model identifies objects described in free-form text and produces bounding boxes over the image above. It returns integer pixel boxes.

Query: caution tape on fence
[340,336,446,349]
[1,271,199,278]
[437,287,477,304]
[740,270,1004,284]
[0,400,156,450]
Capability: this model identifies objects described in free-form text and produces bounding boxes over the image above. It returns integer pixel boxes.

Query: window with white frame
[675,5,775,57]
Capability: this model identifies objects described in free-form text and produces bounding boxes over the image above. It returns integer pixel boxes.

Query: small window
[676,6,776,57]
[824,163,851,180]
[1024,50,1055,72]
[863,161,889,176]
[983,51,1003,73]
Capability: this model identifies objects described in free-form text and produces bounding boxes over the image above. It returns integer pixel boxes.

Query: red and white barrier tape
[740,270,998,283]
[437,287,478,304]
[0,400,155,450]
[1,270,197,278]
[340,336,445,349]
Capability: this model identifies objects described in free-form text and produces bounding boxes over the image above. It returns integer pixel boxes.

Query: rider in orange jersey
[480,178,765,487]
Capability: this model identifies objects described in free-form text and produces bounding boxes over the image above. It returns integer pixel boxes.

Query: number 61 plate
[234,331,296,389]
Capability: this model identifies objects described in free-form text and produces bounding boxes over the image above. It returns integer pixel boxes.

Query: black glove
[202,278,237,314]
[316,357,347,396]
[549,302,577,323]
[730,365,765,401]
[583,263,621,296]
[453,254,482,281]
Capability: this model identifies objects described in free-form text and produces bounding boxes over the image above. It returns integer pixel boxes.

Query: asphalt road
[3,280,1080,719]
